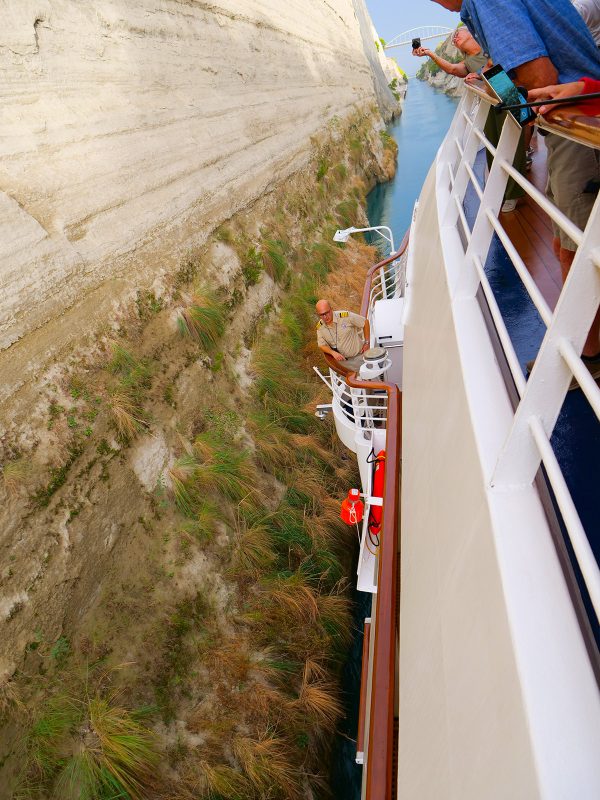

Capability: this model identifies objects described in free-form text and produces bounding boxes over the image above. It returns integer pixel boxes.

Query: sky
[365,0,459,77]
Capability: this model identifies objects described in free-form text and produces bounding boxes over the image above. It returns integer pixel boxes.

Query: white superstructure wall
[398,164,600,798]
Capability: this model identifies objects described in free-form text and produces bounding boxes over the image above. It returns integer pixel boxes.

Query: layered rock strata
[0,0,397,413]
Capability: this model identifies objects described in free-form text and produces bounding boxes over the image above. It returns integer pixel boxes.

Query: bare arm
[512,56,558,91]
[413,47,468,78]
[527,82,585,115]
[318,343,345,361]
[362,319,371,352]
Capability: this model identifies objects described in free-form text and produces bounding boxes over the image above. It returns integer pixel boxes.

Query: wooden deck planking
[499,135,563,309]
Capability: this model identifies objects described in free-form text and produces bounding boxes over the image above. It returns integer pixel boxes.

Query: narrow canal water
[368,78,459,242]
[330,78,458,798]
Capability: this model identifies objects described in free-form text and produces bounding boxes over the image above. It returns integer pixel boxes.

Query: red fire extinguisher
[340,488,364,525]
[368,450,386,539]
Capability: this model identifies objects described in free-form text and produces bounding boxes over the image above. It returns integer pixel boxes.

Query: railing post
[441,97,491,229]
[438,92,469,178]
[379,264,389,301]
[493,195,600,487]
[453,114,521,299]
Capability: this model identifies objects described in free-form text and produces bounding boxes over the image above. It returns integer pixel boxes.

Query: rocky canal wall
[0,0,400,416]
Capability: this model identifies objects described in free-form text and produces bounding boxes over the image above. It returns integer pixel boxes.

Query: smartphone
[411,37,421,50]
[482,64,536,126]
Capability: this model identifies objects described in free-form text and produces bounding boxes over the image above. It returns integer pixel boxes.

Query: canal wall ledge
[0,0,400,411]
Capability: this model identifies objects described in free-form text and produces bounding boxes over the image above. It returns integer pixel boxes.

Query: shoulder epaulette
[316,320,322,328]
[339,311,349,318]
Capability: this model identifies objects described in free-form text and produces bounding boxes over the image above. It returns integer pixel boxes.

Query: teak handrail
[356,619,372,762]
[323,362,401,800]
[350,375,400,800]
[323,230,408,799]
[463,80,600,150]
[360,230,411,318]
[539,106,600,149]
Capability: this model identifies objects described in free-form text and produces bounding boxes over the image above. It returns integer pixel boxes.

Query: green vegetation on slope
[6,108,391,799]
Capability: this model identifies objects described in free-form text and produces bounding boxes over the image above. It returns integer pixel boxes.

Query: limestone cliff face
[0,0,397,408]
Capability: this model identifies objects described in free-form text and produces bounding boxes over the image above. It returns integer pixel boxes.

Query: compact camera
[411,37,421,50]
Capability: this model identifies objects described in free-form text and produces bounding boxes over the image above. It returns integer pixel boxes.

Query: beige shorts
[545,133,600,251]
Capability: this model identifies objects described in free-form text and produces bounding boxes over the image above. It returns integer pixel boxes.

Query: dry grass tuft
[304,495,350,546]
[107,389,148,441]
[0,677,24,718]
[319,241,377,311]
[167,436,257,517]
[22,690,159,800]
[233,733,300,798]
[168,455,201,517]
[291,660,343,730]
[268,574,319,624]
[286,466,327,512]
[233,519,276,574]
[317,592,353,647]
[234,682,288,724]
[262,239,288,283]
[2,458,32,496]
[180,501,220,543]
[209,642,252,684]
[248,411,293,472]
[289,432,332,465]
[84,694,159,796]
[192,435,257,503]
[193,760,250,799]
[177,291,226,350]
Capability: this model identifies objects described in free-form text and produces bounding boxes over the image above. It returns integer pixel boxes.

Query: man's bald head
[315,299,333,324]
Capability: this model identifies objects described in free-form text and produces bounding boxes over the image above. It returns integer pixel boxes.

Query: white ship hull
[323,85,600,799]
[400,162,600,798]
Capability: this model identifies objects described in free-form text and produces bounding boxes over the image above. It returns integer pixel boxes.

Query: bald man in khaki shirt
[315,299,370,371]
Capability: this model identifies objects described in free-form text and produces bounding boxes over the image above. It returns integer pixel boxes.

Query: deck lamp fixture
[315,403,331,420]
[333,225,396,301]
[333,225,395,253]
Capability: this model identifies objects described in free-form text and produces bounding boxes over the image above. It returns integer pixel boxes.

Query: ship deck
[464,136,600,647]
[500,135,561,308]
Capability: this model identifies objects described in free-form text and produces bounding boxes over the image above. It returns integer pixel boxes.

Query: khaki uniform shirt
[317,310,366,359]
[463,51,489,74]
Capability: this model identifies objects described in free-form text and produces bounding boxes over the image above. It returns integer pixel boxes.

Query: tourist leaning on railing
[528,77,600,384]
[412,26,489,78]
[528,77,600,115]
[431,0,600,376]
[414,25,527,210]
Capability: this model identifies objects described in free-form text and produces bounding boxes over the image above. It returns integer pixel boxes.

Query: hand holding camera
[412,37,432,58]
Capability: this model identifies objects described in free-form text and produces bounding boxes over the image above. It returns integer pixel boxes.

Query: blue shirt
[461,0,600,82]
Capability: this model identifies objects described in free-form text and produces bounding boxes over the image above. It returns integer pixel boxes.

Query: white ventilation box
[372,297,404,387]
[373,297,404,347]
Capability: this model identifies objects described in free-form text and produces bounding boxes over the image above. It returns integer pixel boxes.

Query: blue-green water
[367,79,459,242]
[329,78,458,798]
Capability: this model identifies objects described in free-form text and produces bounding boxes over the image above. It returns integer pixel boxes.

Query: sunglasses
[317,310,331,317]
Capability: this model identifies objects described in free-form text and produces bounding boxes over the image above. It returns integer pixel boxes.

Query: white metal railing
[331,370,388,431]
[314,367,388,432]
[438,85,600,623]
[367,255,406,335]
